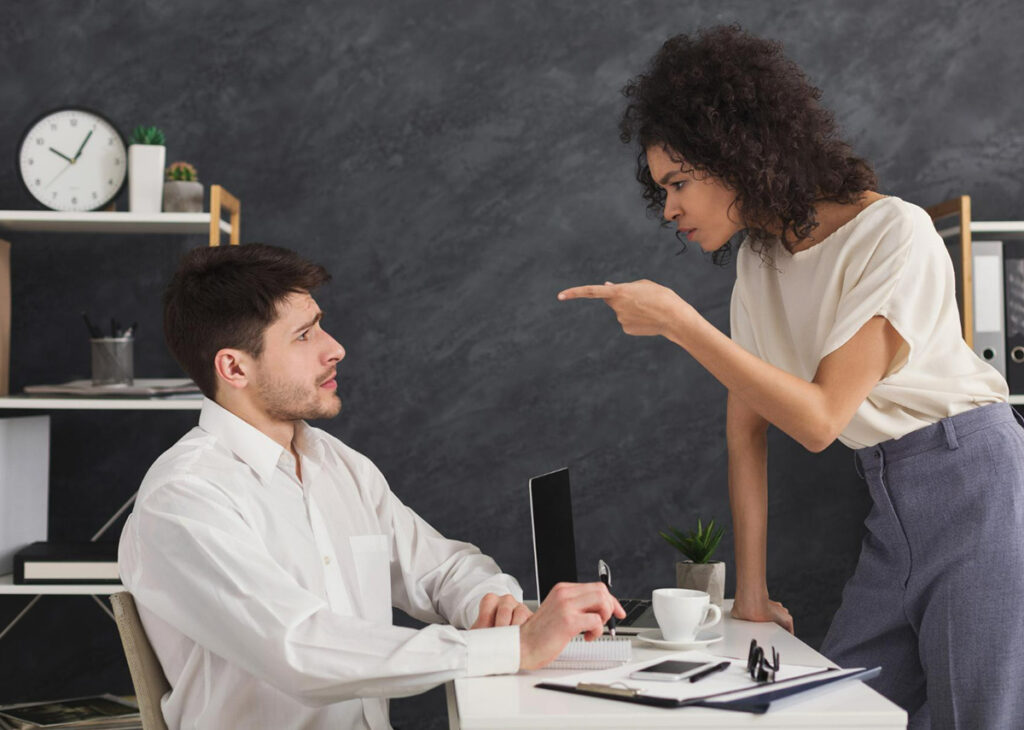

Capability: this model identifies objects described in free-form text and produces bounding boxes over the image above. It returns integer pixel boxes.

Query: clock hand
[72,128,94,162]
[44,161,73,189]
[49,147,74,164]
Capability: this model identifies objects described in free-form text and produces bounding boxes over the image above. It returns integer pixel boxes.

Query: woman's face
[646,145,744,253]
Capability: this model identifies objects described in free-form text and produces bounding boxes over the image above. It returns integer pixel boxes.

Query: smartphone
[628,659,720,682]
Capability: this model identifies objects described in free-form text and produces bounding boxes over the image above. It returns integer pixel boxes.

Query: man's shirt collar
[198,398,291,485]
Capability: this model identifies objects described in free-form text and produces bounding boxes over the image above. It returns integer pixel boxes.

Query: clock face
[18,108,128,212]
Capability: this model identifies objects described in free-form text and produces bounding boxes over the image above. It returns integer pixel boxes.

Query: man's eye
[672,181,687,191]
[298,330,310,341]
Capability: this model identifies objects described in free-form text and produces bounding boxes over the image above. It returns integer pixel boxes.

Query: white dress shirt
[118,399,521,730]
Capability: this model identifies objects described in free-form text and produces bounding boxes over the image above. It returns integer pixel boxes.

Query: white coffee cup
[652,588,722,642]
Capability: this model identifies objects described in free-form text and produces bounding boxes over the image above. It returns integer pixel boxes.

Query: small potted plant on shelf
[660,518,726,607]
[128,125,166,213]
[163,161,203,213]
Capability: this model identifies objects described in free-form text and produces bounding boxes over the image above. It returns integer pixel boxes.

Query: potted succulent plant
[660,518,726,607]
[163,161,203,213]
[128,125,166,213]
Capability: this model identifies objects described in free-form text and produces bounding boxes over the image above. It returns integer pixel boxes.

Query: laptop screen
[529,467,578,600]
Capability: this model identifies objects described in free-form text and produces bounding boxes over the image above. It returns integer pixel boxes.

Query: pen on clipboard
[597,559,617,636]
[689,660,731,683]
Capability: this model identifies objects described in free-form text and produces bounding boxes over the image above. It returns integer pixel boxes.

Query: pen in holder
[90,336,134,386]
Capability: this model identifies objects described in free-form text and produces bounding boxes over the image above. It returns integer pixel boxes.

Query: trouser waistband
[855,402,1021,477]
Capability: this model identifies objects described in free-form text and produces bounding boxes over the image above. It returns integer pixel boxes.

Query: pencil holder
[90,337,134,386]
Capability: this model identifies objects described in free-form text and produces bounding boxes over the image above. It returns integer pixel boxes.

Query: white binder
[0,416,50,574]
[972,240,1006,378]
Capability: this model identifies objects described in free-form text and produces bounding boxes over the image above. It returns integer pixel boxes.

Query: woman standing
[560,26,1021,729]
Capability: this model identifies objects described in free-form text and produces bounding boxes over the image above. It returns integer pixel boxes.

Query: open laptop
[528,467,657,634]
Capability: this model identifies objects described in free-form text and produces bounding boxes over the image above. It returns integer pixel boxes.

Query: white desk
[445,601,906,729]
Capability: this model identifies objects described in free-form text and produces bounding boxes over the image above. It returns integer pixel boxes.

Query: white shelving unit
[0,186,239,402]
[0,190,240,643]
[0,575,122,642]
[936,221,1024,240]
[0,574,122,596]
[0,396,201,410]
[0,210,231,236]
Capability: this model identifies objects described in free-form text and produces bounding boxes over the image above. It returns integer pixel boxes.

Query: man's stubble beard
[256,374,341,422]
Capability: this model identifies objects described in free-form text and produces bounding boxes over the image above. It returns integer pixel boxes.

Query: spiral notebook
[548,636,632,670]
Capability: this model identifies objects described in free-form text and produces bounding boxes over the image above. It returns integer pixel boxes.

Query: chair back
[110,591,171,730]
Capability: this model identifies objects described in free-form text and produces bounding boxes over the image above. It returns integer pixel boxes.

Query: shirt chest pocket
[349,534,392,623]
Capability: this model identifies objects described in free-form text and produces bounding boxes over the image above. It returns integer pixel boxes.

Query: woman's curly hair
[620,25,877,265]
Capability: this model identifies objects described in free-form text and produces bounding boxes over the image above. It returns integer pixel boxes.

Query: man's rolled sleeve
[462,625,520,677]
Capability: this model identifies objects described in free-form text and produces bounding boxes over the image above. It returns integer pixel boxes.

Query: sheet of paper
[541,650,827,703]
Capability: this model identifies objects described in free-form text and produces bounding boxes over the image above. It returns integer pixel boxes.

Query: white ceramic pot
[128,144,166,213]
[676,560,726,607]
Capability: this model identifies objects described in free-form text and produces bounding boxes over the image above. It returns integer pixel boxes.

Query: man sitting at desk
[118,243,623,730]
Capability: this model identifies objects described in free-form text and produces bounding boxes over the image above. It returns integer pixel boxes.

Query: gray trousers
[821,402,1024,730]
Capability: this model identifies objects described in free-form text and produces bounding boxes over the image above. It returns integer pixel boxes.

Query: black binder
[536,665,881,714]
[1004,244,1024,394]
[13,541,120,584]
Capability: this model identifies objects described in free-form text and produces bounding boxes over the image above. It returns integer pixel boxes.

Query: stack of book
[0,695,140,729]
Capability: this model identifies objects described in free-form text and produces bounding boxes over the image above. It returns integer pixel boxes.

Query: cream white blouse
[730,196,1008,449]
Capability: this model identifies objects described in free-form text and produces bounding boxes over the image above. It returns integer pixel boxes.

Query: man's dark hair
[163,243,331,399]
[620,24,877,264]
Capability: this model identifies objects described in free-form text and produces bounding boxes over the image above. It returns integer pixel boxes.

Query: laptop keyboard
[618,598,652,626]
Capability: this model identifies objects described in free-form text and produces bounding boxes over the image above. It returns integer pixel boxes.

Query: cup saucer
[635,629,724,650]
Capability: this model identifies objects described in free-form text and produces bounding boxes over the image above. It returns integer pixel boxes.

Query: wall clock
[18,107,128,212]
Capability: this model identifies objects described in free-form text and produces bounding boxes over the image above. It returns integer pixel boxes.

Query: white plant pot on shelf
[128,144,166,213]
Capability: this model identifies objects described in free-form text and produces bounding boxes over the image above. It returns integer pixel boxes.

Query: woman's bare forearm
[727,399,770,596]
[557,280,899,452]
[667,312,834,451]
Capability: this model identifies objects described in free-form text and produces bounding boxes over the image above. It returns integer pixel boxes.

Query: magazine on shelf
[23,378,200,398]
[0,694,139,728]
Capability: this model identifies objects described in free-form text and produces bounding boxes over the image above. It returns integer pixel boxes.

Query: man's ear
[213,348,252,392]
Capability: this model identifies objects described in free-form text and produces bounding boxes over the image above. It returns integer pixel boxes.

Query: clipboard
[536,666,881,714]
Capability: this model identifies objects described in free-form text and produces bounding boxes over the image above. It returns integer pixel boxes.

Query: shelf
[1010,395,1024,405]
[0,573,123,595]
[937,221,1024,240]
[0,395,202,410]
[0,210,231,236]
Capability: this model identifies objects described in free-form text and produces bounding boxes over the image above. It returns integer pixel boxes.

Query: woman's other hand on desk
[732,589,795,633]
[471,593,533,629]
[517,582,626,671]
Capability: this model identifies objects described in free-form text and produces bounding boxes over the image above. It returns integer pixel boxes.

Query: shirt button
[323,556,331,565]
